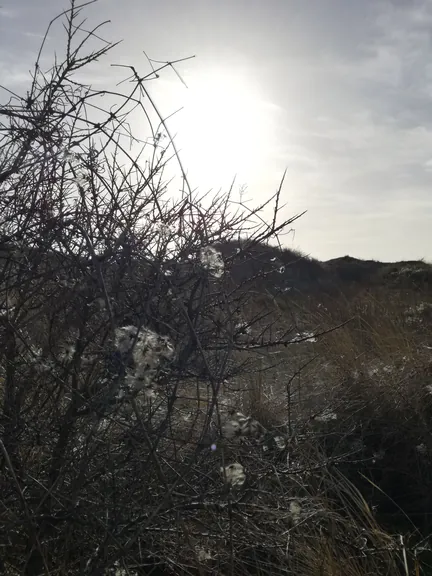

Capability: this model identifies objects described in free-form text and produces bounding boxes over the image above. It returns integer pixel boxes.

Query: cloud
[0,7,19,19]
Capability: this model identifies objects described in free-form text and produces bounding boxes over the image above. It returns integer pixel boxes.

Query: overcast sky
[1,0,432,262]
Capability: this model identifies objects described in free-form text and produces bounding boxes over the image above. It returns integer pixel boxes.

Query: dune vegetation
[1,2,432,574]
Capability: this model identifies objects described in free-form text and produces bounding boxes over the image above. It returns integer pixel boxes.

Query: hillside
[1,238,429,303]
[218,240,432,295]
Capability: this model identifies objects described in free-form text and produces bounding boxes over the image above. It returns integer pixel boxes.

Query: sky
[1,0,432,262]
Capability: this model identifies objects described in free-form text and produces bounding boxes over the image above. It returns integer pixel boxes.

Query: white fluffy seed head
[221,462,246,487]
[115,326,174,363]
[151,333,175,361]
[114,325,139,356]
[222,419,242,439]
[115,326,174,399]
[289,500,302,524]
[125,365,157,394]
[196,548,212,562]
[274,436,286,450]
[222,411,264,440]
[200,246,224,278]
[315,409,337,422]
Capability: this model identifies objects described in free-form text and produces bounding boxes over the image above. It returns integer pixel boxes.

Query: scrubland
[1,2,432,574]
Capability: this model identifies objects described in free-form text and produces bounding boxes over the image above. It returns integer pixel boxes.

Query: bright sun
[163,67,278,192]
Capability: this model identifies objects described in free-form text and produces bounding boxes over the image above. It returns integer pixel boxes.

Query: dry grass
[188,282,432,573]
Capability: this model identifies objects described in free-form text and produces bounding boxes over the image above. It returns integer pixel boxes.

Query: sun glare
[165,67,278,191]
